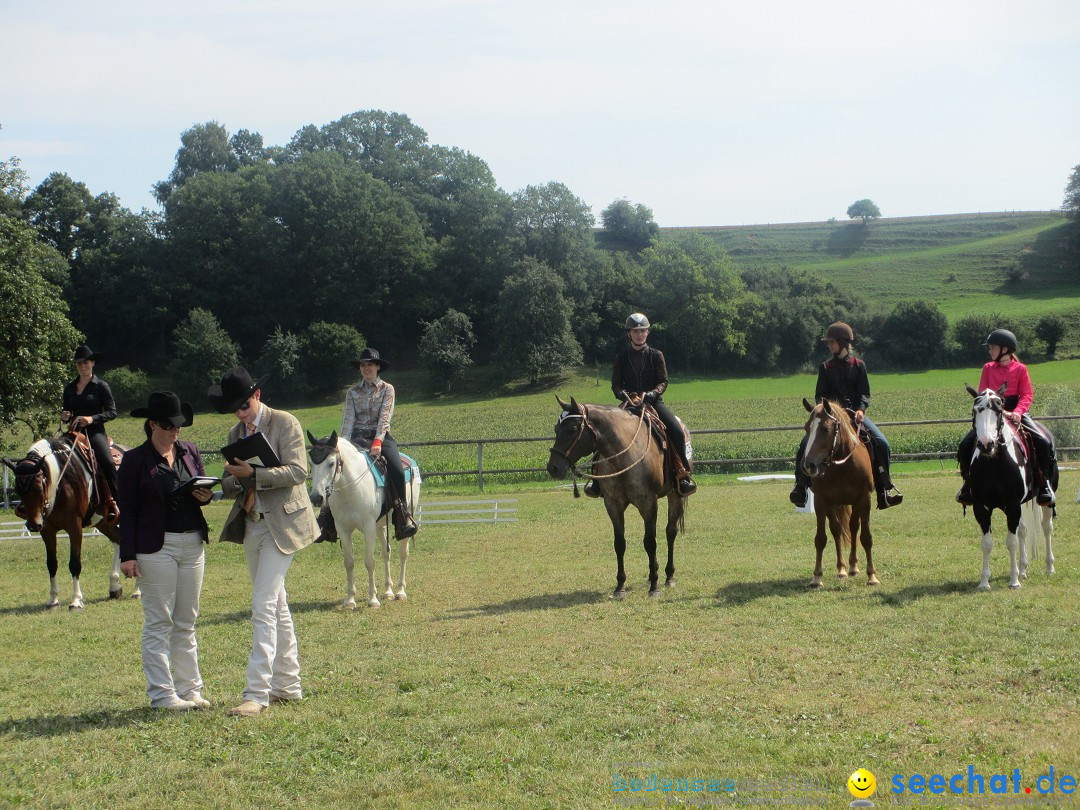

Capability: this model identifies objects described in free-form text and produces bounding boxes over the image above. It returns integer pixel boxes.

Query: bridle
[809,407,858,467]
[310,442,371,499]
[549,403,653,482]
[972,391,1009,456]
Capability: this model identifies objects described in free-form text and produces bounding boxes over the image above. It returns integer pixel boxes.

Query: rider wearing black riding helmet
[584,313,697,497]
[956,328,1057,507]
[789,322,903,511]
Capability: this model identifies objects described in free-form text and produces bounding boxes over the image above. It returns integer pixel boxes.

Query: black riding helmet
[625,313,651,330]
[984,328,1018,354]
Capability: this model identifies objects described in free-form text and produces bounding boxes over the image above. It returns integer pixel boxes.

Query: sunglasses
[155,421,180,431]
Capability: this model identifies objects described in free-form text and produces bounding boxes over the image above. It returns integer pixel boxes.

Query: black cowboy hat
[207,367,269,414]
[73,344,101,362]
[350,347,390,371]
[131,391,194,427]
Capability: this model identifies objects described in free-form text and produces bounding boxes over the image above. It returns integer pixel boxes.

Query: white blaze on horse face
[805,417,821,464]
[309,451,335,502]
[973,394,1004,451]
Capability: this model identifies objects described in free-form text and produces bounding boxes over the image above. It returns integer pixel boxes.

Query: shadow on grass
[0,707,176,739]
[711,577,822,606]
[436,588,607,619]
[871,579,977,605]
[197,600,342,626]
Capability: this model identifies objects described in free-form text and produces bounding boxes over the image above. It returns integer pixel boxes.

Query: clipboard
[171,476,222,496]
[221,432,281,468]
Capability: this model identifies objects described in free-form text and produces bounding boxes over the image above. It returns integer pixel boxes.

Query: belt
[246,510,266,523]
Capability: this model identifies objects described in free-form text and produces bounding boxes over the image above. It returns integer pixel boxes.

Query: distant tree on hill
[1035,315,1066,358]
[599,198,659,253]
[875,299,948,368]
[1063,164,1080,218]
[846,199,881,225]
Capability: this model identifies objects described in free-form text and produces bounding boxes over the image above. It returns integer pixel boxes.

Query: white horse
[307,431,420,609]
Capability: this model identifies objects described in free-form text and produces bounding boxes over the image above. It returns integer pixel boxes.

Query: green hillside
[679,211,1079,322]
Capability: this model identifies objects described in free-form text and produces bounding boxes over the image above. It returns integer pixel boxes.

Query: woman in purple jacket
[118,392,214,711]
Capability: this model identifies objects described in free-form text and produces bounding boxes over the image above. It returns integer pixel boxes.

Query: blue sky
[3,0,1078,226]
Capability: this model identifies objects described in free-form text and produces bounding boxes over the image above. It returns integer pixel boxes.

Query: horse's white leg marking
[381,518,395,603]
[341,531,357,609]
[978,531,993,591]
[109,543,123,597]
[48,576,61,609]
[364,519,380,608]
[69,575,85,610]
[1042,505,1055,575]
[1017,512,1030,580]
[1004,530,1021,589]
[396,536,410,600]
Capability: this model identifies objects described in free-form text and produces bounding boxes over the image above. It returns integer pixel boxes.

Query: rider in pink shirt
[956,329,1056,507]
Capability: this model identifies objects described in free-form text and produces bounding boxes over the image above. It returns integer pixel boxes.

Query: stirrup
[394,516,418,540]
[789,486,807,508]
[583,480,602,498]
[955,485,972,507]
[314,509,338,543]
[677,477,697,496]
[1037,486,1056,507]
[877,489,903,509]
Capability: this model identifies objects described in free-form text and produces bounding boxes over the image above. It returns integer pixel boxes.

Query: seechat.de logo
[848,767,877,807]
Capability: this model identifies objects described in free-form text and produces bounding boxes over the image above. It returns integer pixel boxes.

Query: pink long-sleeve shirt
[978,357,1034,415]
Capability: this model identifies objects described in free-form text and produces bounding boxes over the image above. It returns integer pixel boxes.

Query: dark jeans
[351,432,408,503]
[653,400,691,471]
[87,430,118,498]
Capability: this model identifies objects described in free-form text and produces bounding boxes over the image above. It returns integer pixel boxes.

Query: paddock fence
[5,415,1080,501]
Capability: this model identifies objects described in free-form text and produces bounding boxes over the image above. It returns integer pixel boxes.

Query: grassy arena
[1,471,1078,808]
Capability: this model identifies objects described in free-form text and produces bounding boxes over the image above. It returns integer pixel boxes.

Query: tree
[300,321,367,398]
[1035,314,1066,357]
[23,172,94,262]
[154,121,238,204]
[0,155,28,218]
[874,300,948,368]
[169,308,240,401]
[494,260,582,384]
[599,198,659,253]
[419,309,476,392]
[510,182,596,270]
[951,313,1008,366]
[846,199,881,225]
[0,212,82,449]
[258,326,304,400]
[1063,164,1080,219]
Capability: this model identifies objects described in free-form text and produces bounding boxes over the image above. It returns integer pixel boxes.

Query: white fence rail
[0,520,105,542]
[418,499,518,525]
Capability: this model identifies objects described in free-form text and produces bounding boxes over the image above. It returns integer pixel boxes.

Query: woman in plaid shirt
[315,348,418,542]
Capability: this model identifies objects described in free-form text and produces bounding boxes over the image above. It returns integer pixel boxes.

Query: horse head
[802,398,856,478]
[306,430,340,507]
[547,395,594,479]
[7,444,54,531]
[968,382,1009,453]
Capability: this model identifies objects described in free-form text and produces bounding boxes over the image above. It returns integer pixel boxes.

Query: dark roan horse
[3,432,129,609]
[801,398,878,588]
[965,384,1056,591]
[547,396,687,599]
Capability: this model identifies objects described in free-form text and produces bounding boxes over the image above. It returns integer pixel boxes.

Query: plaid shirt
[341,377,395,442]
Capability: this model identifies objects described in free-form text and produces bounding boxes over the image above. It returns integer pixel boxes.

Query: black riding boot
[583,479,602,498]
[789,444,810,507]
[315,505,338,543]
[956,431,975,506]
[392,498,418,540]
[876,465,903,510]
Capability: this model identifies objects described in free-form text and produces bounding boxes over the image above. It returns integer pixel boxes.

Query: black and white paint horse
[965,384,1056,591]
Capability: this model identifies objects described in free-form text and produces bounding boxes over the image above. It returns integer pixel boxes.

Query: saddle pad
[364,452,420,488]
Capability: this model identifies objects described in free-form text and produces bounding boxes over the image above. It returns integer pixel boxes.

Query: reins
[814,409,858,467]
[551,403,654,491]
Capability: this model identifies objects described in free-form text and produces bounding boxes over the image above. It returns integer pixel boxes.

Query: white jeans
[137,531,205,707]
[242,518,302,705]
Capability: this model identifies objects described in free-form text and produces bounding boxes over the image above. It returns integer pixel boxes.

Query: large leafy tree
[1063,164,1080,219]
[168,307,241,401]
[0,212,82,448]
[419,309,476,392]
[510,182,596,270]
[494,259,582,384]
[847,199,882,224]
[154,121,242,204]
[599,198,659,253]
[875,299,948,369]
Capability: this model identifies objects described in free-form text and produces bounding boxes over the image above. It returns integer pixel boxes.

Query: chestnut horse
[801,398,878,588]
[964,384,1056,590]
[3,432,132,609]
[547,396,687,599]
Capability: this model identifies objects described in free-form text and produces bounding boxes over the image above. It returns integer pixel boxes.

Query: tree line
[3,112,1078,444]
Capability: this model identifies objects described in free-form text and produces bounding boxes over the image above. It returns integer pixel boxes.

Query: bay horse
[3,432,133,609]
[801,398,878,588]
[307,431,421,609]
[547,396,687,599]
[964,384,1056,590]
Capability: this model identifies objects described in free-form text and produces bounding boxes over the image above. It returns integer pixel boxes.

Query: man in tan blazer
[209,367,317,717]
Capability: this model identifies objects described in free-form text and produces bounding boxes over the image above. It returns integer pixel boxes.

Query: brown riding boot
[314,506,338,543]
[392,498,418,540]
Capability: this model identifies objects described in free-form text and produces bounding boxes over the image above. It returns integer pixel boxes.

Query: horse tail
[837,504,852,552]
[677,496,687,535]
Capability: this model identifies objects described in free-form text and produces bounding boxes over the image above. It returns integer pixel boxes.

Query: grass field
[1,471,1077,808]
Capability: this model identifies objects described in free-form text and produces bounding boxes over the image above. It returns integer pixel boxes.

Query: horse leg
[395,533,410,600]
[1016,509,1030,580]
[340,530,357,610]
[1005,505,1022,589]
[605,500,628,599]
[826,509,847,579]
[67,526,85,610]
[640,500,660,597]
[846,508,860,577]
[663,494,680,588]
[1041,505,1055,575]
[364,521,380,608]
[810,511,827,589]
[109,542,124,599]
[858,501,879,586]
[43,530,61,609]
[381,520,396,604]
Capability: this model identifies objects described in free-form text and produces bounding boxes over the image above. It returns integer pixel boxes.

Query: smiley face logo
[847,768,877,799]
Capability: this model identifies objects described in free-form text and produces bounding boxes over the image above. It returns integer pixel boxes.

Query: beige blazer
[219,405,317,554]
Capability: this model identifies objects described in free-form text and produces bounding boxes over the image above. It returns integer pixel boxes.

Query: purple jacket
[117,439,210,561]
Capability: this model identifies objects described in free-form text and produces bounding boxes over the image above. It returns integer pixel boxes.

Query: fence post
[477,441,484,492]
[2,466,9,509]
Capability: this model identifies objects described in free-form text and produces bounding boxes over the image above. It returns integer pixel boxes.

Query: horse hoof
[69,603,84,611]
[368,598,381,608]
[807,580,823,590]
[1009,582,1021,590]
[46,602,60,610]
[383,592,395,603]
[611,590,626,601]
[977,583,991,592]
[648,589,662,598]
[837,570,848,579]
[395,591,408,601]
[849,568,860,577]
[665,578,676,588]
[109,588,123,600]
[341,601,357,610]
[867,576,880,586]
[130,591,142,600]
[1046,565,1056,575]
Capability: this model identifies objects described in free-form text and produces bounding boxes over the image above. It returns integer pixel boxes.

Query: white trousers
[242,518,302,705]
[137,530,205,707]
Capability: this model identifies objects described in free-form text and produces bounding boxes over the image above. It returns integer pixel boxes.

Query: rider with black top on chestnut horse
[584,313,697,498]
[62,344,120,522]
[789,322,903,512]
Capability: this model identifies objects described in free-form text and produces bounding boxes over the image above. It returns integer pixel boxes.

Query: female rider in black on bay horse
[789,322,903,512]
[584,313,696,498]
